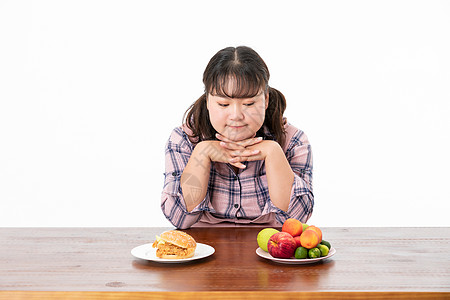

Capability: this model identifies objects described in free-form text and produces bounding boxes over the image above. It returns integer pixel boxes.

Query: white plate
[131,242,215,263]
[256,247,336,264]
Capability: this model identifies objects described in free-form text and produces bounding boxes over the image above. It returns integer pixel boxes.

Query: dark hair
[183,46,287,145]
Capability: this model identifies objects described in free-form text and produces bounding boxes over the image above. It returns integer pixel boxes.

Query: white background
[1,1,449,227]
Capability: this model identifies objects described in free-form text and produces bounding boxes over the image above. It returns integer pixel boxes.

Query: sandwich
[152,230,197,259]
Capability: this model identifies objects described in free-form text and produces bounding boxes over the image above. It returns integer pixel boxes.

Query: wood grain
[1,227,449,299]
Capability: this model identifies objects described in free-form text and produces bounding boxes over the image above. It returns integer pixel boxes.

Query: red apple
[293,235,302,248]
[267,232,297,258]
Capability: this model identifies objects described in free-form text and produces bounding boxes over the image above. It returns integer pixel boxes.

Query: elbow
[302,192,314,222]
[161,193,199,229]
[286,191,314,223]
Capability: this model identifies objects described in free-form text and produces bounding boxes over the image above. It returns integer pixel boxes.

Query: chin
[222,128,256,141]
[225,133,254,142]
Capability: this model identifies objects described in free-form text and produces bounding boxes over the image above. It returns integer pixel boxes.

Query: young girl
[161,46,313,229]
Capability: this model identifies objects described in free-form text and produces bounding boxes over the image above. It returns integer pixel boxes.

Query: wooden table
[1,227,449,299]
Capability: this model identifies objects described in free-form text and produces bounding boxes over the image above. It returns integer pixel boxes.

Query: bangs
[207,72,266,99]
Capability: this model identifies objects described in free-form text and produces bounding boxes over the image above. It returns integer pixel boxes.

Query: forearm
[264,142,295,211]
[181,141,211,212]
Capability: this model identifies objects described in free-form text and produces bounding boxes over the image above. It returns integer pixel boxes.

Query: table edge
[1,291,449,300]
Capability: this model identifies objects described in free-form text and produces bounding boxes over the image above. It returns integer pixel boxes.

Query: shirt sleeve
[160,127,214,229]
[263,130,314,224]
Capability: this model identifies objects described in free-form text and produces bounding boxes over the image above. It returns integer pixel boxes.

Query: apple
[257,228,279,252]
[267,232,297,258]
[293,235,302,248]
[302,223,309,232]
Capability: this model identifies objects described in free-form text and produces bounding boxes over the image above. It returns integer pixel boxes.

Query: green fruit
[318,244,329,257]
[320,240,332,250]
[257,228,279,252]
[294,247,308,259]
[302,223,309,232]
[308,247,321,258]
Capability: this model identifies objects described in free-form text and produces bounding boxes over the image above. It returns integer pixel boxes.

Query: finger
[216,133,234,143]
[228,151,259,163]
[229,151,264,163]
[239,136,263,147]
[230,149,260,157]
[219,141,244,151]
[241,153,264,162]
[217,133,263,148]
[230,162,246,169]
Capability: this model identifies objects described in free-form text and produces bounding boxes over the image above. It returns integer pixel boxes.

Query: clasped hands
[203,133,276,170]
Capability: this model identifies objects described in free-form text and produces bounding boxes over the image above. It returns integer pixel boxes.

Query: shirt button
[234,204,239,208]
[172,172,177,176]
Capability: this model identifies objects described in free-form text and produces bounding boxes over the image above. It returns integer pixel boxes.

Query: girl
[161,46,313,229]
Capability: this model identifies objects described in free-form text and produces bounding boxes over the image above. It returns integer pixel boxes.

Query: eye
[218,103,229,107]
[244,102,255,106]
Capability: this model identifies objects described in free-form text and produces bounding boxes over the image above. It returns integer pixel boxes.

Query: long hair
[183,46,287,146]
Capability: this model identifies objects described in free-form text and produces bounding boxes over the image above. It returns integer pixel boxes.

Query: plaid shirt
[161,121,313,229]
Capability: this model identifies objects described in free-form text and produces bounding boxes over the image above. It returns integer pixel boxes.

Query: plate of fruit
[256,219,336,264]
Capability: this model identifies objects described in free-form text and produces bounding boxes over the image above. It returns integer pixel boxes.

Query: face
[206,82,268,142]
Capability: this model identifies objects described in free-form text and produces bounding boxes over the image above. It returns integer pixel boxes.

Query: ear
[206,94,210,110]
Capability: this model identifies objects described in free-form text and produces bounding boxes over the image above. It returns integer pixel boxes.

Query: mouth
[228,124,247,129]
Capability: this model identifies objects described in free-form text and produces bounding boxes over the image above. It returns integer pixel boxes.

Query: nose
[230,103,244,121]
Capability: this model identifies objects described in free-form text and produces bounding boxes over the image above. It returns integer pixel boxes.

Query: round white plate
[131,242,215,263]
[256,247,336,264]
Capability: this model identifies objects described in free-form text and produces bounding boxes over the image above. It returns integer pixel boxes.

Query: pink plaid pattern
[161,121,313,229]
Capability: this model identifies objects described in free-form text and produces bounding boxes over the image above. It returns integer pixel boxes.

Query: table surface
[1,227,449,299]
